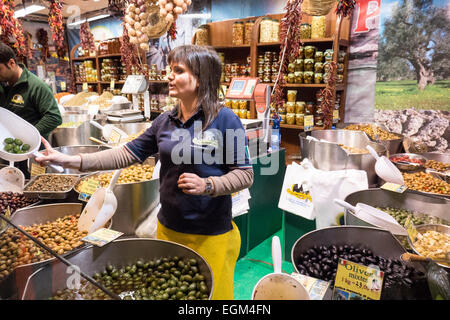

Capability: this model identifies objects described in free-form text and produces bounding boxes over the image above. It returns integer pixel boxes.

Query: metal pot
[338,122,404,156]
[28,145,110,175]
[291,226,430,299]
[21,238,214,300]
[299,130,387,187]
[75,163,159,236]
[49,113,107,147]
[0,203,95,299]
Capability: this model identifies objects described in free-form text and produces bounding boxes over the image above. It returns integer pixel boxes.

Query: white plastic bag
[135,203,161,239]
[310,168,368,229]
[278,160,315,220]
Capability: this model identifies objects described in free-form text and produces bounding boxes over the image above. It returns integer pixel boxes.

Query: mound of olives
[50,256,210,300]
[295,244,430,300]
[3,137,30,154]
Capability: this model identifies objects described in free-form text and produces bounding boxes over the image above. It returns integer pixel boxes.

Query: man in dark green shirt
[0,42,62,141]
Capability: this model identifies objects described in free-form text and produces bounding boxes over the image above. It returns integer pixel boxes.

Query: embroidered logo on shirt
[192,130,220,149]
[11,94,25,106]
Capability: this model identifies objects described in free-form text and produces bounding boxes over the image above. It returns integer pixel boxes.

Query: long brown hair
[168,45,222,130]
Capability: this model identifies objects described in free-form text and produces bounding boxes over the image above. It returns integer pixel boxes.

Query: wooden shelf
[75,81,98,84]
[282,83,326,88]
[279,124,325,130]
[72,56,96,62]
[148,80,169,84]
[97,54,122,59]
[257,38,349,47]
[213,45,251,50]
[100,81,125,84]
[151,109,164,113]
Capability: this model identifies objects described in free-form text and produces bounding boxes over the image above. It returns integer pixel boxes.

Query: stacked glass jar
[225,99,251,119]
[257,51,279,83]
[222,55,251,84]
[259,17,280,43]
[100,58,124,82]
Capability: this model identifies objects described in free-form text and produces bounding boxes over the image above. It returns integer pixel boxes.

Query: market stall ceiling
[14,0,109,19]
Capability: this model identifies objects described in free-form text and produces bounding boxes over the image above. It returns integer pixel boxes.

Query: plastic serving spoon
[334,199,408,236]
[90,121,128,143]
[366,145,405,185]
[0,161,25,192]
[252,236,310,300]
[78,169,122,234]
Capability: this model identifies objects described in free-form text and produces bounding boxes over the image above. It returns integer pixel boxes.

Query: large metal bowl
[408,224,450,270]
[422,152,450,164]
[74,161,159,235]
[299,130,387,187]
[20,238,213,300]
[49,113,107,147]
[291,226,431,299]
[344,188,450,249]
[389,153,427,171]
[339,122,404,156]
[28,145,110,175]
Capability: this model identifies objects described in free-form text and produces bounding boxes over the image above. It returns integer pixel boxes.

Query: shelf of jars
[257,38,349,47]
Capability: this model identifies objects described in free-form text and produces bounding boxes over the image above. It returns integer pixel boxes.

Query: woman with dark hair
[36,45,254,300]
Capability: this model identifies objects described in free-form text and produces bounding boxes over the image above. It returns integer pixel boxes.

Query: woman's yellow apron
[157,220,241,300]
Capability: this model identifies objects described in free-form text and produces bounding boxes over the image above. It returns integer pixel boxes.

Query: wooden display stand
[198,7,351,164]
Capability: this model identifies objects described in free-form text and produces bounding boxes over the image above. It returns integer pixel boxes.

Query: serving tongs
[0,214,121,300]
[425,168,450,183]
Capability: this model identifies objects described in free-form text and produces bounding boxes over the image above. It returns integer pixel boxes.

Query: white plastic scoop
[0,161,24,192]
[78,169,122,234]
[366,145,404,185]
[334,199,408,236]
[252,236,310,300]
[90,121,128,144]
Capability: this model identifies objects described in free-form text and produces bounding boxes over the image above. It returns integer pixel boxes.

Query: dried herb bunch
[80,22,95,54]
[272,0,304,112]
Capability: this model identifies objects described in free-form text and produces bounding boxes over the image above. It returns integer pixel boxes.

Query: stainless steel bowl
[299,130,387,187]
[21,238,213,300]
[423,152,450,164]
[74,161,159,235]
[389,153,427,171]
[407,224,450,270]
[344,188,450,249]
[339,122,404,156]
[28,145,110,175]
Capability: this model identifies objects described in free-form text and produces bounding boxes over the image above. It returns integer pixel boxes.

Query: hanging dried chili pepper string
[271,0,304,119]
[0,0,27,58]
[318,0,356,129]
[48,0,66,58]
[80,22,96,55]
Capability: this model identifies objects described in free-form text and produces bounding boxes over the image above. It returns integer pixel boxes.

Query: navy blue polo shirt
[125,106,252,235]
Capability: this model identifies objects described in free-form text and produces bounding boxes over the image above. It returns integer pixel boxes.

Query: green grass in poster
[375,80,450,111]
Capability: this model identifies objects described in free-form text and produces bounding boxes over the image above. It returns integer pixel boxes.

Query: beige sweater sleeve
[209,168,254,197]
[79,146,138,172]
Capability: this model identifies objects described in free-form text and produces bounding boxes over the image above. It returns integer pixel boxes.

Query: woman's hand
[35,137,82,169]
[177,173,207,195]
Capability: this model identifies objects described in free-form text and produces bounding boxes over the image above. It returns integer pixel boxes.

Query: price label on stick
[404,216,418,243]
[333,259,384,300]
[30,163,47,177]
[82,228,124,247]
[82,82,88,92]
[110,80,115,90]
[380,182,407,193]
[78,179,100,202]
[304,115,314,132]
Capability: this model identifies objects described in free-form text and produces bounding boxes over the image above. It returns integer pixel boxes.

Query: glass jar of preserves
[286,102,296,113]
[304,71,314,84]
[247,110,252,119]
[298,46,304,59]
[271,19,280,42]
[304,59,314,71]
[304,46,315,59]
[286,113,296,125]
[279,112,286,124]
[260,18,272,43]
[306,102,315,115]
[314,115,324,126]
[225,64,232,74]
[338,51,346,63]
[257,55,264,65]
[294,59,303,72]
[314,62,324,73]
[232,109,240,116]
[300,23,311,39]
[279,102,286,114]
[287,73,295,84]
[224,99,232,108]
[288,62,296,73]
[231,63,239,74]
[311,16,326,39]
[315,51,324,63]
[323,62,331,73]
[232,21,244,45]
[287,90,297,102]
[337,63,345,73]
[296,113,304,126]
[296,101,306,114]
[239,109,247,119]
[271,73,278,83]
[239,100,248,109]
[294,71,303,83]
[194,25,210,46]
[315,104,323,115]
[337,74,344,83]
[324,49,333,62]
[232,100,240,109]
[314,73,323,84]
[244,20,255,45]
